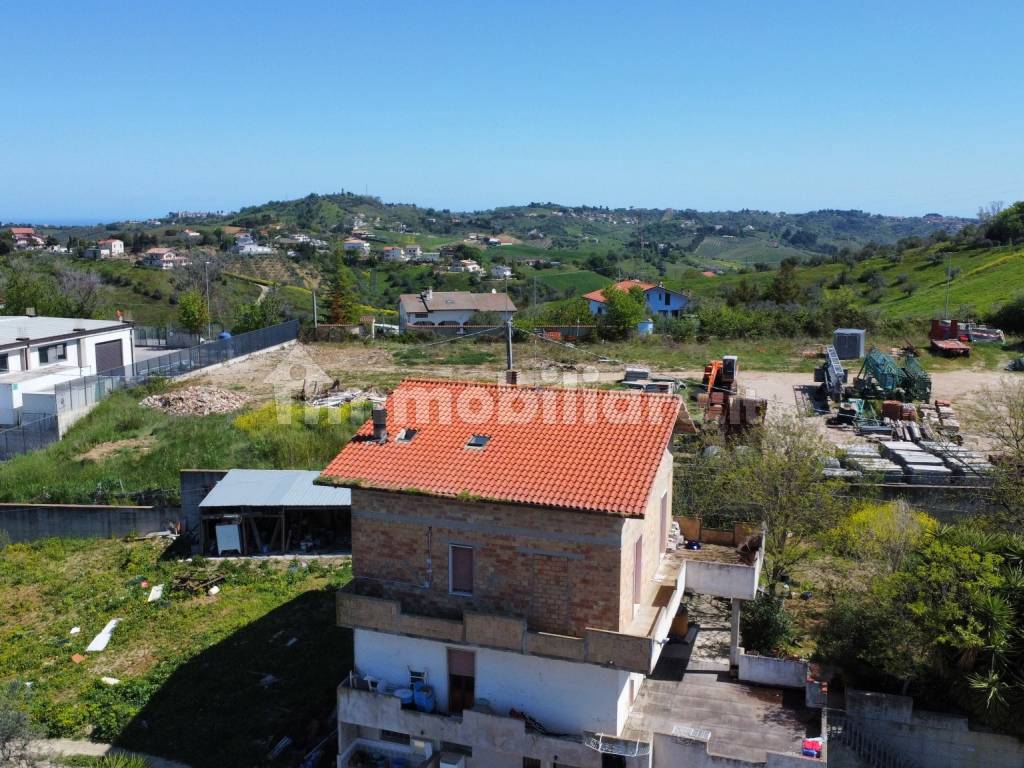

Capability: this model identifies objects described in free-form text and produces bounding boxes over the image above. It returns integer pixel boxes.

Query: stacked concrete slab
[841,444,904,481]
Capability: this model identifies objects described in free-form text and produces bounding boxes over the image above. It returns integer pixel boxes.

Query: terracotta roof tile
[321,379,680,516]
[583,279,657,303]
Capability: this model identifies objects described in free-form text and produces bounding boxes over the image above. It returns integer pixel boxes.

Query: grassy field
[522,267,609,295]
[0,385,363,506]
[79,259,263,327]
[693,235,814,266]
[0,537,352,768]
[680,243,1024,319]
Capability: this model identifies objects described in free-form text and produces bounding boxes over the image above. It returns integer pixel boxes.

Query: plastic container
[395,688,414,708]
[413,685,436,713]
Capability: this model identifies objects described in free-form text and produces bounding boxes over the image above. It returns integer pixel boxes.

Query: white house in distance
[141,247,189,270]
[381,246,407,263]
[84,238,125,260]
[403,245,422,260]
[584,279,689,319]
[233,233,274,256]
[9,227,45,250]
[398,288,516,331]
[490,264,513,279]
[450,259,482,273]
[178,229,203,242]
[343,238,371,256]
[0,316,135,426]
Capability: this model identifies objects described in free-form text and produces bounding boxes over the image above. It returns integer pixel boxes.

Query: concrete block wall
[350,487,628,636]
[0,503,172,542]
[179,469,228,533]
[737,651,808,689]
[846,689,1024,768]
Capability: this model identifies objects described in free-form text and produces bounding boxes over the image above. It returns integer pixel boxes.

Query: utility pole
[505,318,514,371]
[943,251,952,320]
[203,261,212,339]
[312,290,319,329]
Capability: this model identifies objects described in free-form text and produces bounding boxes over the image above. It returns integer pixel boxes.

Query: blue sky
[3,0,1022,221]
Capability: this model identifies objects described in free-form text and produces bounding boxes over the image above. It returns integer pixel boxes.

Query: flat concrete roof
[622,669,815,762]
[0,365,84,393]
[0,316,129,348]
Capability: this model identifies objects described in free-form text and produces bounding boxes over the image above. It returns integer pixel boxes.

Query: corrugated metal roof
[199,469,351,508]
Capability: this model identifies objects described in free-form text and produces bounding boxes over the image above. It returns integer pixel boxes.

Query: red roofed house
[9,227,45,250]
[324,378,764,766]
[584,279,689,319]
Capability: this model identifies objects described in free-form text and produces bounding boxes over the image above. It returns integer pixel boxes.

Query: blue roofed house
[584,279,689,318]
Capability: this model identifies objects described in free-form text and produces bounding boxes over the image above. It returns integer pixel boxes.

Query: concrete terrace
[622,669,816,763]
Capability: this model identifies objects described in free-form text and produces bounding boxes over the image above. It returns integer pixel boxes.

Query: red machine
[929,319,971,357]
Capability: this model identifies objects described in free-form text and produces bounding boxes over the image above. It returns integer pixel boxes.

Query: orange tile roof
[321,379,680,516]
[583,279,657,303]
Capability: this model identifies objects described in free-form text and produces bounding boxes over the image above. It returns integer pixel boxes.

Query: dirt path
[32,738,191,768]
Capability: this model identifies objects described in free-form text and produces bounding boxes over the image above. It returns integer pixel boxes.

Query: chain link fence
[0,414,59,460]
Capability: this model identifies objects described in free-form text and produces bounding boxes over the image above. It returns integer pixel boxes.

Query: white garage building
[0,316,134,426]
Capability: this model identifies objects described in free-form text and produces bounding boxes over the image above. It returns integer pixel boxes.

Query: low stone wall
[0,503,176,542]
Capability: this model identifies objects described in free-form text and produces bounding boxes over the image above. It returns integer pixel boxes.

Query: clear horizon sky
[3,0,1022,223]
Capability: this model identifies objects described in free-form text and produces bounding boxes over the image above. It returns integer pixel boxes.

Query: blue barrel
[395,688,414,707]
[637,318,654,336]
[413,685,435,713]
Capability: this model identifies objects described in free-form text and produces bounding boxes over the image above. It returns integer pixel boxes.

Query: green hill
[681,243,1024,319]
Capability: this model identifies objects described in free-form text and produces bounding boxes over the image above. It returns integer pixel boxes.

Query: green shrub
[740,593,795,656]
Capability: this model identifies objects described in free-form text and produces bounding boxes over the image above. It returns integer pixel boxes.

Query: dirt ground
[192,342,1014,449]
[76,435,157,462]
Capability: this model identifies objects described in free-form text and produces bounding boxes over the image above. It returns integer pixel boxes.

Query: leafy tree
[697,416,845,592]
[767,260,802,304]
[970,379,1024,531]
[985,201,1024,244]
[537,296,590,325]
[598,283,646,339]
[0,266,70,316]
[327,254,359,324]
[177,289,210,335]
[232,291,284,334]
[818,525,1024,731]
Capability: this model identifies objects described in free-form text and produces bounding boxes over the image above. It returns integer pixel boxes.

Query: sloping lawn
[0,537,352,768]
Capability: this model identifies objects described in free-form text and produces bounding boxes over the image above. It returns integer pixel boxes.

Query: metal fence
[0,415,59,460]
[134,325,202,349]
[54,320,299,414]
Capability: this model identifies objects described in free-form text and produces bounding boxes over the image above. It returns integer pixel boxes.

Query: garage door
[94,340,124,373]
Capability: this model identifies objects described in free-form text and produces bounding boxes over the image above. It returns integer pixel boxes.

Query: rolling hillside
[681,243,1024,319]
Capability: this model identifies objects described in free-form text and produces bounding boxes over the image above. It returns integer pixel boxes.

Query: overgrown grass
[393,345,499,367]
[0,386,362,506]
[0,538,352,768]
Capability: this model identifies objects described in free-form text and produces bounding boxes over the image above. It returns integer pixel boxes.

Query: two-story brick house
[322,378,763,768]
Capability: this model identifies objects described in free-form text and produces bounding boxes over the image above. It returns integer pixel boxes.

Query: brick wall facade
[618,451,674,630]
[349,449,674,637]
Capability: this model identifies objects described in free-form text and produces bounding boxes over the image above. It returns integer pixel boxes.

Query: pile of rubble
[140,386,250,417]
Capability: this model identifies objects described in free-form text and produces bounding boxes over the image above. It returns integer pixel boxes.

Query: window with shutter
[449,545,473,595]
